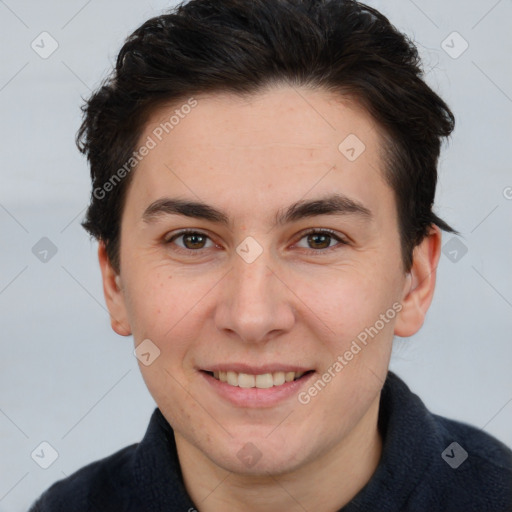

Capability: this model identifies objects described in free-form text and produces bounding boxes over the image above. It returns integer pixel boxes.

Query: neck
[175,393,383,512]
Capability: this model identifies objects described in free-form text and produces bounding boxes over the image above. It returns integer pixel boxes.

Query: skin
[98,85,441,511]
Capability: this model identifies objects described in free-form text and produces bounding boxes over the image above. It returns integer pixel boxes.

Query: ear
[98,241,132,336]
[394,225,442,337]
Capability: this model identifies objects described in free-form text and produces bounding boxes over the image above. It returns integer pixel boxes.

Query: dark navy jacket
[28,371,512,511]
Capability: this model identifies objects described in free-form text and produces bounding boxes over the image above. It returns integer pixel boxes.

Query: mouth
[201,369,315,389]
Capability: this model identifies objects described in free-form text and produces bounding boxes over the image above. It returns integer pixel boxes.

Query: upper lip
[201,364,314,374]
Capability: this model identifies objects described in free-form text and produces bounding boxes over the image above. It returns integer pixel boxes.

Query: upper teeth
[212,371,306,388]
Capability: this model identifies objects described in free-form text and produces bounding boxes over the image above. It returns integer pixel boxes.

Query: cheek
[121,265,177,344]
[128,271,204,411]
[125,266,216,362]
[299,264,399,338]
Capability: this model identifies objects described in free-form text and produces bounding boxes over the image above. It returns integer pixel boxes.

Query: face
[101,85,436,476]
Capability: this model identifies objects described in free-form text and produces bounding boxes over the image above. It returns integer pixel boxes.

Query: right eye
[164,229,217,254]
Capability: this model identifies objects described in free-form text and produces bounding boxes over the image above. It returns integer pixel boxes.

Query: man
[29,0,512,510]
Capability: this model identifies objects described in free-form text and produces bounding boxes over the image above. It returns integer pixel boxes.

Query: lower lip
[200,371,316,408]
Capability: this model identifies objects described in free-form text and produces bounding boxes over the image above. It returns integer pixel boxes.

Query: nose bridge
[234,247,273,303]
[216,239,294,342]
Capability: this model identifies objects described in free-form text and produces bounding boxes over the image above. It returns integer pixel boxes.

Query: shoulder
[377,372,512,511]
[29,408,195,511]
[28,443,141,512]
[434,412,512,471]
[435,412,512,483]
[410,410,512,511]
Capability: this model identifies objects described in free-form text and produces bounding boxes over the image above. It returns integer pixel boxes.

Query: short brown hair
[77,0,456,272]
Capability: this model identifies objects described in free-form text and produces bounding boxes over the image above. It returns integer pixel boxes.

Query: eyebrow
[142,193,372,227]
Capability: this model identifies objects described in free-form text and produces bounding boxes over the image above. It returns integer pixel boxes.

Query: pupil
[185,233,204,249]
[309,233,329,249]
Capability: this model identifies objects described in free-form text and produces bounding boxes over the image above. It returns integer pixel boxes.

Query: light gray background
[1,0,511,510]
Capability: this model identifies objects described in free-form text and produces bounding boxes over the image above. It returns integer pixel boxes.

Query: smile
[200,367,316,407]
[205,370,312,388]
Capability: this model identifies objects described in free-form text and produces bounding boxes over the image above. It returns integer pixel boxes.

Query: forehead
[145,86,380,160]
[127,85,396,227]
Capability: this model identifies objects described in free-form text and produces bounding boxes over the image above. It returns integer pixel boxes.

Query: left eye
[294,229,348,251]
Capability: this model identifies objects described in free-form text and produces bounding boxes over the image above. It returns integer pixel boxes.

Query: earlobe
[394,226,442,338]
[98,242,132,336]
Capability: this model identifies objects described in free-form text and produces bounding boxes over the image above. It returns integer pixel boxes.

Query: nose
[214,245,295,344]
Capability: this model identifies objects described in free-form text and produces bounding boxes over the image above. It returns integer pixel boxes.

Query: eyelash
[164,228,349,256]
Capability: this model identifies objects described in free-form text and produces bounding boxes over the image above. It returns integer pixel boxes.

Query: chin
[223,451,306,477]
[207,433,312,477]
